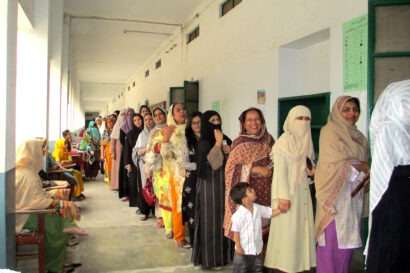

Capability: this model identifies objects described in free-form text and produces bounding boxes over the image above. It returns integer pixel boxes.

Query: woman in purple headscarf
[118,107,135,200]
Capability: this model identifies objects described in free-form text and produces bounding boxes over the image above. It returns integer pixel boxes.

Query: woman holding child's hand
[264,106,316,273]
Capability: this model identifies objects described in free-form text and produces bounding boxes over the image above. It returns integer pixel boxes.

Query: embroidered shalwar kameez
[159,104,187,243]
[315,96,369,273]
[224,110,274,240]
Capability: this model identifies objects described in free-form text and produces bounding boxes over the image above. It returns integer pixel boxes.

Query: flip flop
[156,219,164,228]
[67,239,79,246]
[64,262,82,268]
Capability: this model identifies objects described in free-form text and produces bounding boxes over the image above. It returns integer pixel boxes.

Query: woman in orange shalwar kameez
[101,115,115,183]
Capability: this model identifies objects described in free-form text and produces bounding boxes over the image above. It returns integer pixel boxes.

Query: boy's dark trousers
[233,253,263,273]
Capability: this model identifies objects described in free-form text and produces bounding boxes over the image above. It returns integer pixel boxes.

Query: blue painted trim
[0,169,16,269]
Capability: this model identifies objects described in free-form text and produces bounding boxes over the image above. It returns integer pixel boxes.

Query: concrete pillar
[48,0,64,142]
[0,0,18,268]
[15,0,51,146]
[60,14,70,131]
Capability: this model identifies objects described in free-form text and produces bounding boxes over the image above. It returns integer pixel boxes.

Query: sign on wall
[212,100,220,113]
[343,14,368,92]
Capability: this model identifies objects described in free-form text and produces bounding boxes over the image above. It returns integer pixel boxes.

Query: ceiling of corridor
[64,0,203,113]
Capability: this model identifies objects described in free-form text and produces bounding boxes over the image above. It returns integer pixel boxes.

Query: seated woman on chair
[52,138,85,201]
[40,153,79,200]
[15,138,88,273]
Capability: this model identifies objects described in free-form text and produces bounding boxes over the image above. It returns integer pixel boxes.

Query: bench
[15,208,57,273]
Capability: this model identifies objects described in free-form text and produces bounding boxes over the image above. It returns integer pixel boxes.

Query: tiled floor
[17,176,365,273]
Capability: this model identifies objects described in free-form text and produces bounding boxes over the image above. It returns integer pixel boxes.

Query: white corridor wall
[110,0,369,139]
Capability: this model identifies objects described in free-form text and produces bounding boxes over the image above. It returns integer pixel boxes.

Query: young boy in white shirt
[230,182,281,273]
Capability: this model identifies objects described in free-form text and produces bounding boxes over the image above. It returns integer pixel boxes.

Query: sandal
[67,238,79,246]
[156,219,165,228]
[177,239,191,249]
[64,262,82,268]
[165,231,173,239]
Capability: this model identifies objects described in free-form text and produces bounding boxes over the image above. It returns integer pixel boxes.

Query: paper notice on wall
[257,89,266,115]
[343,14,368,92]
[257,89,266,105]
[212,100,220,113]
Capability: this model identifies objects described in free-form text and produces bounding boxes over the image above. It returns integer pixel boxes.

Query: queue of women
[15,79,410,273]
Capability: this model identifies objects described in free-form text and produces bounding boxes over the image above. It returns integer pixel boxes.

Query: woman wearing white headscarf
[132,112,156,220]
[110,109,126,191]
[366,80,410,273]
[264,105,316,273]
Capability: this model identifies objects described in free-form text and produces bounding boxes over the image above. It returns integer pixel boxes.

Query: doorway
[278,92,330,157]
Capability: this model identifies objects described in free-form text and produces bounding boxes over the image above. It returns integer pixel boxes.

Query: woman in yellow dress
[52,138,85,200]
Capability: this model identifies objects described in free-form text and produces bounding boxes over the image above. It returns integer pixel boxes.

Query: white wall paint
[15,1,84,145]
[48,0,64,142]
[109,0,368,139]
[0,0,18,173]
[16,0,51,147]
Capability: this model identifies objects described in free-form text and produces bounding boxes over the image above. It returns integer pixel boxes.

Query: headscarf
[105,115,115,131]
[271,105,315,196]
[15,138,53,231]
[125,113,144,167]
[111,109,126,139]
[315,95,368,239]
[166,104,186,149]
[199,110,222,149]
[139,105,151,115]
[130,113,144,134]
[153,106,167,129]
[369,79,410,213]
[16,138,47,171]
[95,117,101,126]
[197,110,231,179]
[121,107,136,134]
[238,107,267,139]
[141,114,154,140]
[99,118,106,136]
[223,108,274,238]
[87,121,101,143]
[52,138,71,162]
[146,107,167,149]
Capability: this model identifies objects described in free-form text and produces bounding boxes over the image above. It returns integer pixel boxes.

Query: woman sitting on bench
[15,138,88,273]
